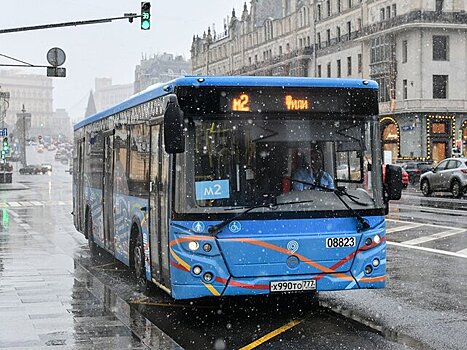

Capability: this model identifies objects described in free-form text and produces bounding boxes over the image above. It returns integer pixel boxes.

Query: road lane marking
[239,319,304,350]
[388,241,467,259]
[402,229,466,245]
[7,202,21,207]
[456,248,467,256]
[387,218,466,231]
[386,223,424,233]
[31,201,44,206]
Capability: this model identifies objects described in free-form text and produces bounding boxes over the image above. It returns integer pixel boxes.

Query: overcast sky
[0,0,246,119]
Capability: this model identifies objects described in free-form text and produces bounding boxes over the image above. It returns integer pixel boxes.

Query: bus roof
[74,76,378,131]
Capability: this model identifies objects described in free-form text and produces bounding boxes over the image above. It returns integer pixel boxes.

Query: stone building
[191,0,467,162]
[0,70,53,137]
[134,53,191,93]
[94,78,134,112]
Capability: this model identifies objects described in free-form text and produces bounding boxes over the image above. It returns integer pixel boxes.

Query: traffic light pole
[0,14,141,35]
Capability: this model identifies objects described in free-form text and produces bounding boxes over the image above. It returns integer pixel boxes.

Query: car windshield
[175,115,383,215]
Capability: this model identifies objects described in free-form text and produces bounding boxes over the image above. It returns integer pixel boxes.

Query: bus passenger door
[149,125,163,284]
[103,132,115,251]
[76,138,85,231]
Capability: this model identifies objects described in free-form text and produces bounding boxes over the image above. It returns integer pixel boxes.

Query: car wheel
[421,180,432,197]
[451,180,462,199]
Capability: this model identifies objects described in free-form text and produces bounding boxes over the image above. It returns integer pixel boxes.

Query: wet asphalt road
[1,148,466,349]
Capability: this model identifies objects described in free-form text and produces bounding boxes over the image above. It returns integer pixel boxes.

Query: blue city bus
[73,76,402,300]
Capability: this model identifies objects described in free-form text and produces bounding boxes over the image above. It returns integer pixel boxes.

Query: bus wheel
[86,211,98,256]
[133,229,152,293]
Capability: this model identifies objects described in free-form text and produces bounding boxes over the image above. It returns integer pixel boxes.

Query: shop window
[432,122,447,134]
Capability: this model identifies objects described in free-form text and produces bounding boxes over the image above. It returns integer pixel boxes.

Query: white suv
[420,158,467,198]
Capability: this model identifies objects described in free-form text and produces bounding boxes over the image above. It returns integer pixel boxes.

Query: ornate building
[134,53,191,93]
[192,0,467,161]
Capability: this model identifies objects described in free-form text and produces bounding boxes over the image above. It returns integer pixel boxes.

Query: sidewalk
[0,182,29,191]
[402,187,467,211]
[0,203,181,349]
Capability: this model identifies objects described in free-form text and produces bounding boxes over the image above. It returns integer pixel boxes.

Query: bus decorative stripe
[169,235,215,246]
[216,277,269,290]
[169,248,191,272]
[203,283,221,296]
[314,237,386,281]
[359,276,386,283]
[170,259,189,272]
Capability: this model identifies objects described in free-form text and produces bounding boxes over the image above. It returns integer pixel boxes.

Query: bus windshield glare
[175,114,383,215]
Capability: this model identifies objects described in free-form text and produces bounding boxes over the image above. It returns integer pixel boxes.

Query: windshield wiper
[207,196,314,236]
[290,178,371,232]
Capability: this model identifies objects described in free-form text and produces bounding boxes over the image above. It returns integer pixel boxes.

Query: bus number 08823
[325,237,356,248]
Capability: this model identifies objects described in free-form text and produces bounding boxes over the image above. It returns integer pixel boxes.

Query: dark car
[420,157,467,198]
[402,161,433,184]
[19,164,44,175]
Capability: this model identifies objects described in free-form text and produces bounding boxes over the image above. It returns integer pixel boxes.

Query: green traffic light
[141,2,151,30]
[141,19,150,30]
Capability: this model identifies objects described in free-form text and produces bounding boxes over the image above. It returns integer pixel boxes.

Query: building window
[392,4,397,16]
[337,59,341,77]
[433,35,449,61]
[326,0,331,16]
[380,8,385,21]
[299,38,303,48]
[307,36,311,47]
[436,0,444,12]
[403,79,408,99]
[348,0,352,9]
[279,46,282,55]
[327,62,331,77]
[433,75,448,99]
[347,21,351,39]
[402,40,407,63]
[317,64,322,77]
[337,0,341,13]
[317,4,321,20]
[317,33,321,48]
[337,26,341,42]
[347,56,352,76]
[326,29,331,46]
[358,53,362,73]
[386,6,391,18]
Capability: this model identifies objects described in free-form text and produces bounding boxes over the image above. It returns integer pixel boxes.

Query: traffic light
[141,2,151,30]
[1,137,9,160]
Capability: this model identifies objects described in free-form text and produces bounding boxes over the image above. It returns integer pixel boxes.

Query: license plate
[270,279,316,292]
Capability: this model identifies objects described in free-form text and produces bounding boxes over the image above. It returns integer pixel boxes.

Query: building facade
[191,0,467,162]
[94,78,134,112]
[134,53,191,93]
[0,70,54,137]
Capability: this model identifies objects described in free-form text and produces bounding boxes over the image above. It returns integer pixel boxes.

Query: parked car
[41,163,53,173]
[402,161,433,184]
[382,164,408,189]
[19,164,44,175]
[420,157,467,198]
[401,168,409,188]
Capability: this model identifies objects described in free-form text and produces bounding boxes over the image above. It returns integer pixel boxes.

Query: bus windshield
[175,115,383,215]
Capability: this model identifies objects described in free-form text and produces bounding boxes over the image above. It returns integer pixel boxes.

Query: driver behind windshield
[292,147,335,191]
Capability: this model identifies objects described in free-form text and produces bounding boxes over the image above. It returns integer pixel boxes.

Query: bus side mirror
[384,164,402,201]
[164,94,185,154]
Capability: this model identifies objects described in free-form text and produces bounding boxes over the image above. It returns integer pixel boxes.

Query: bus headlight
[373,235,381,244]
[365,265,373,274]
[372,258,380,267]
[203,272,213,282]
[188,241,199,251]
[192,266,202,275]
[203,243,212,252]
